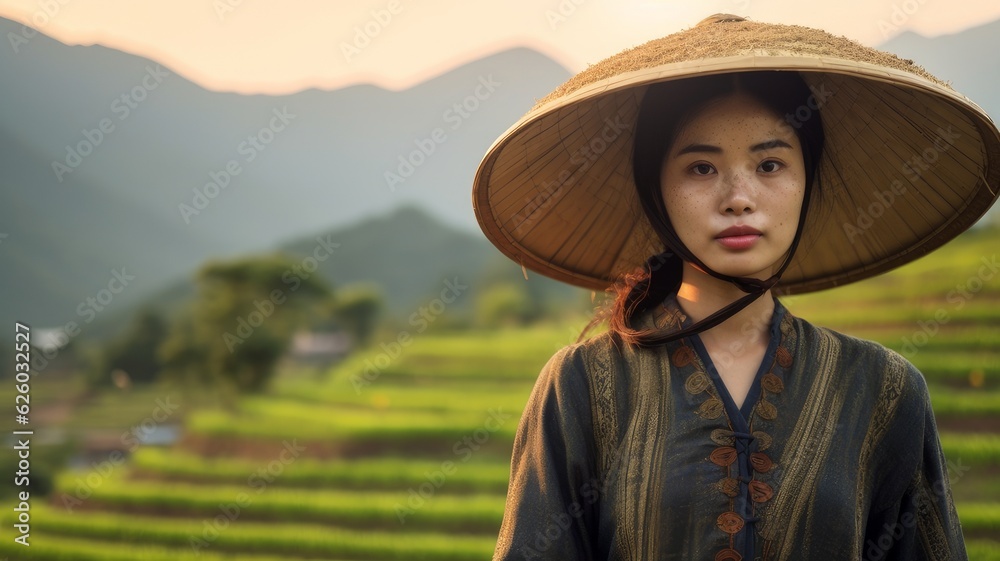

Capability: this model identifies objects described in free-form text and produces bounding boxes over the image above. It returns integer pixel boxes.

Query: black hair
[587,71,826,347]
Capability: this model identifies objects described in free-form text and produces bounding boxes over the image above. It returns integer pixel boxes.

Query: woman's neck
[674,262,775,350]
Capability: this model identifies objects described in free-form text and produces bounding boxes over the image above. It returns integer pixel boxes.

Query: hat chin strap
[645,183,810,345]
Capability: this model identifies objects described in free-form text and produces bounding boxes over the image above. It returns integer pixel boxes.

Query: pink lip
[716,225,762,250]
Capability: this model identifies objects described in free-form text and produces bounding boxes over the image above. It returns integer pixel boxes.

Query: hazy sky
[1,0,998,94]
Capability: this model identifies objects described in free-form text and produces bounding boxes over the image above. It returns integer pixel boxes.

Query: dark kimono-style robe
[493,296,967,560]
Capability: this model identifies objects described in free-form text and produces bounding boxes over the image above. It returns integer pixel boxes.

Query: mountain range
[0,15,573,331]
[2,16,998,335]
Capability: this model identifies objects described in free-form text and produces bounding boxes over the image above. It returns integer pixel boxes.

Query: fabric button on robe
[492,295,968,560]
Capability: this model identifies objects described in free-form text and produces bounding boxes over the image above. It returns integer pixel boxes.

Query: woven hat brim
[473,53,1000,294]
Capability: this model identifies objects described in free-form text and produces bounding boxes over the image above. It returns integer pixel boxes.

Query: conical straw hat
[472,14,1000,294]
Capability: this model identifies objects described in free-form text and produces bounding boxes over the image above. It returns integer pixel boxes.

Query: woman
[472,14,999,561]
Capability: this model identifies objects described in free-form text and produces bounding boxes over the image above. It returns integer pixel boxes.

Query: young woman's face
[659,93,806,281]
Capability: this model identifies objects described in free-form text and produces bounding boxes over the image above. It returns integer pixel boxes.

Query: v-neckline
[655,294,794,561]
[663,295,786,429]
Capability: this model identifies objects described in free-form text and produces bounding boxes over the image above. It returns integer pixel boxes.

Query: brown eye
[692,163,715,175]
[758,160,781,173]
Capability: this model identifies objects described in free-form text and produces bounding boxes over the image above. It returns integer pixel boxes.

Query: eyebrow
[674,138,793,156]
[750,139,793,152]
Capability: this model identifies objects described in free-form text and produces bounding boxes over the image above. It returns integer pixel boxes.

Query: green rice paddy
[11,227,999,559]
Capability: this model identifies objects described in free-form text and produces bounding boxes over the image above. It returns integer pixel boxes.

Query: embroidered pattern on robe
[493,296,967,561]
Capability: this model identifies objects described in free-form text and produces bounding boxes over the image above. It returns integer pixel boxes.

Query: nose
[721,170,756,215]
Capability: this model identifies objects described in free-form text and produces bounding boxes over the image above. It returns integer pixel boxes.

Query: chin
[715,267,773,280]
[701,256,780,281]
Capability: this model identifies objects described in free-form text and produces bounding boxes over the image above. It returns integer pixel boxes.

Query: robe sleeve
[865,363,968,561]
[493,344,601,561]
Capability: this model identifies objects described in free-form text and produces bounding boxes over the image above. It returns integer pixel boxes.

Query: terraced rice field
[3,227,999,559]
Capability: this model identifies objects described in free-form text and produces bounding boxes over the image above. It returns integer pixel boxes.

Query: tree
[474,283,535,327]
[329,284,383,347]
[159,254,331,398]
[87,308,170,388]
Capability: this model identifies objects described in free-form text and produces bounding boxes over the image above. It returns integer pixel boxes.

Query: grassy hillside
[3,227,997,559]
[107,204,587,343]
[787,225,999,392]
